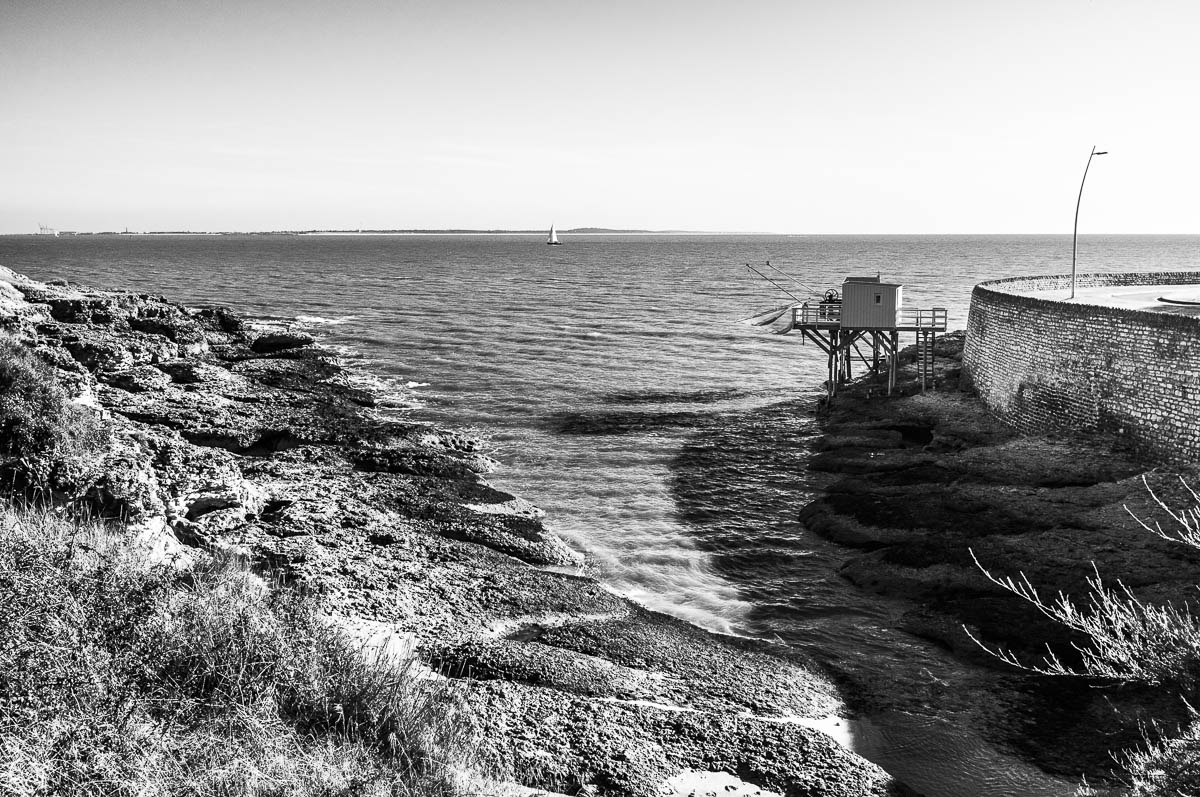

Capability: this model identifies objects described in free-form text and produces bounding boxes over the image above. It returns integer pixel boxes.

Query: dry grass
[0,508,472,797]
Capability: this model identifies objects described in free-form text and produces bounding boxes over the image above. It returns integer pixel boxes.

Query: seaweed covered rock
[802,332,1200,779]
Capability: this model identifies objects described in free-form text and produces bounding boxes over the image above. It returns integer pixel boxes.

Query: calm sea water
[3,233,1196,795]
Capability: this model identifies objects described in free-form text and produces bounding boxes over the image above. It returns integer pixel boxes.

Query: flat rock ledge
[802,331,1200,780]
[0,266,913,797]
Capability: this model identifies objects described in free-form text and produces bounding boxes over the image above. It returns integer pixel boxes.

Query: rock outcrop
[0,266,913,797]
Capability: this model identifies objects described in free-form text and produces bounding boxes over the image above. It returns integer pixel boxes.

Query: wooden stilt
[785,300,945,405]
[827,332,836,400]
[889,331,898,395]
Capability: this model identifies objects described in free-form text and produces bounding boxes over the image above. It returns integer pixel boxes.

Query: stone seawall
[963,271,1200,463]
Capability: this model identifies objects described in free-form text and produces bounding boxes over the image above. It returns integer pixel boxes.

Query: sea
[3,232,1198,796]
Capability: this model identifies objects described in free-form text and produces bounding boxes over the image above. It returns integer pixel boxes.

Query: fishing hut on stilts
[745,268,947,402]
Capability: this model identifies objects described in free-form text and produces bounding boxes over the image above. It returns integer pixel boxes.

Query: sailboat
[546,223,563,246]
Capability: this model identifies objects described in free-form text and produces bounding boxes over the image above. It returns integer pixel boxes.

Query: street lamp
[1071,145,1109,299]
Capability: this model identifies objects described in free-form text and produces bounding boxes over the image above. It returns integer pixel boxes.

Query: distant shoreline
[12,230,1200,238]
[300,229,741,236]
[16,226,729,236]
[12,228,767,237]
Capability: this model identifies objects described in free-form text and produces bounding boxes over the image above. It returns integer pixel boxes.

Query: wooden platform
[791,304,947,332]
[787,304,948,398]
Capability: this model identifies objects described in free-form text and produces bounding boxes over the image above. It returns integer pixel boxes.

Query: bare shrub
[970,474,1200,795]
[1116,704,1200,797]
[967,553,1200,689]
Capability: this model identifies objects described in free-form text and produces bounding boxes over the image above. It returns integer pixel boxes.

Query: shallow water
[3,232,1189,795]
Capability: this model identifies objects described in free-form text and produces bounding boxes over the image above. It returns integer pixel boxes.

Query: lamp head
[1095,150,1109,155]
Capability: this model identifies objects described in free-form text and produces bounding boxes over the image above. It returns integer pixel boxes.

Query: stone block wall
[963,272,1200,463]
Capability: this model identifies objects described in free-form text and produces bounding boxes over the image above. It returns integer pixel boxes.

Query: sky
[2,0,1199,234]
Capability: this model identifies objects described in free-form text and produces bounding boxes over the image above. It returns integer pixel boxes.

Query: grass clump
[0,508,470,797]
[0,336,109,498]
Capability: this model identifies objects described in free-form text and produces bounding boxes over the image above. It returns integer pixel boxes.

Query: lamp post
[1071,145,1109,299]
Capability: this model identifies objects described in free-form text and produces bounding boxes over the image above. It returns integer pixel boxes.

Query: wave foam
[295,314,356,326]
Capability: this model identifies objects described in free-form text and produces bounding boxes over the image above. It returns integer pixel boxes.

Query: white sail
[547,224,560,245]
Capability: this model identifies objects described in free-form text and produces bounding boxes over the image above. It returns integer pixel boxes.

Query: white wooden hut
[841,276,903,328]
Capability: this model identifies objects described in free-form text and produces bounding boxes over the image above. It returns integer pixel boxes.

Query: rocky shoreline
[799,331,1200,784]
[0,267,914,797]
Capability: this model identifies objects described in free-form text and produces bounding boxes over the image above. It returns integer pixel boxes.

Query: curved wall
[963,272,1200,464]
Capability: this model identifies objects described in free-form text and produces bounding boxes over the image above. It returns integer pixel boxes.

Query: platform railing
[897,307,948,329]
[794,303,842,325]
[791,304,947,330]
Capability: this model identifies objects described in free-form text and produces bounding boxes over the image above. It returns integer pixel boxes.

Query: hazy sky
[3,0,1198,233]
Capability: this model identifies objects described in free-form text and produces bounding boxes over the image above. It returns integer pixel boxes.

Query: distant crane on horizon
[37,223,57,236]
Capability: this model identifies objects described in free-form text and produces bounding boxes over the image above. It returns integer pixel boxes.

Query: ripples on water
[4,232,1191,796]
